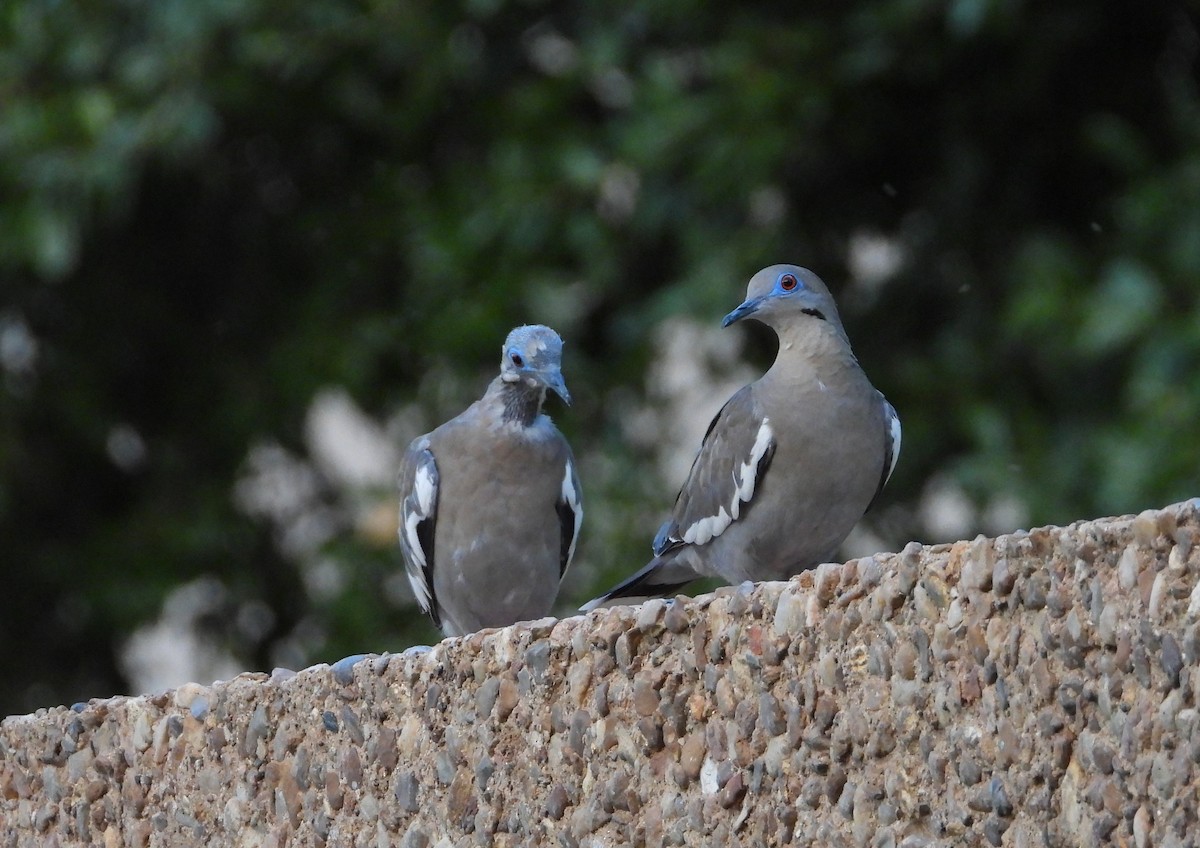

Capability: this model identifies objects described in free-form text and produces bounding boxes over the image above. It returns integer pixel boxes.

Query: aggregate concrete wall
[3,500,1200,847]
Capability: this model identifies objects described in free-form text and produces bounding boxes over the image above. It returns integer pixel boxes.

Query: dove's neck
[764,324,861,390]
[486,377,546,427]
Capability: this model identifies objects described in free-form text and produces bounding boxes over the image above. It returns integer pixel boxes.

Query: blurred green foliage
[2,0,1198,714]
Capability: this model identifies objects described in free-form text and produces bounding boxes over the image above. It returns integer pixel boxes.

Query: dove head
[499,324,571,405]
[721,265,847,342]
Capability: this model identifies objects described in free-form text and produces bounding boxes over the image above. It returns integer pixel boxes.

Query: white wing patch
[680,418,774,547]
[682,505,731,545]
[561,460,582,565]
[403,464,435,569]
[404,559,433,614]
[735,418,773,507]
[884,401,901,486]
[400,460,437,614]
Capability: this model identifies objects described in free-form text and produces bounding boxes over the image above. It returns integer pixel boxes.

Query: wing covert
[867,395,901,511]
[556,457,583,578]
[653,386,776,556]
[398,442,441,628]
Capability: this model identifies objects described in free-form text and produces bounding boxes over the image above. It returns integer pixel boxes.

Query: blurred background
[2,0,1198,715]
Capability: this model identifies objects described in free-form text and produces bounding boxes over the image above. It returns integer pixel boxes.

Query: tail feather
[579,554,697,612]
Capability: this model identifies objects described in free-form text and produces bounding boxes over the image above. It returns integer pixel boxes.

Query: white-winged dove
[583,264,899,609]
[398,325,583,637]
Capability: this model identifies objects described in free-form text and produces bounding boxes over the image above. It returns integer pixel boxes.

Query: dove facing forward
[399,325,582,637]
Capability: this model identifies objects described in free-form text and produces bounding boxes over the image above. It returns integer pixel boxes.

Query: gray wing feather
[582,388,774,611]
[397,440,441,629]
[654,385,776,556]
[556,455,583,578]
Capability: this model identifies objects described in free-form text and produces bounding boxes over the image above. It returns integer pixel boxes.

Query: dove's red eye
[510,353,524,367]
[780,274,798,291]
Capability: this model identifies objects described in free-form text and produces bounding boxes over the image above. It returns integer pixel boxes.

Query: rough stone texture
[4,500,1200,847]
